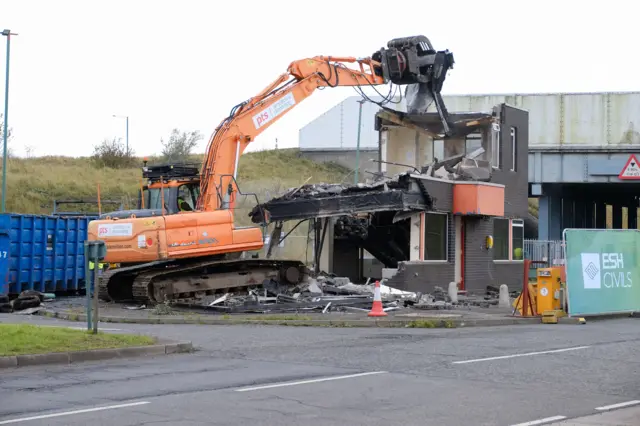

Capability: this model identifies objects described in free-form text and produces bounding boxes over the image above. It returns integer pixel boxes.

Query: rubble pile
[1,290,55,314]
[172,276,512,315]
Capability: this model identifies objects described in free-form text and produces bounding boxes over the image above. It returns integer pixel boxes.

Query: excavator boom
[198,36,454,211]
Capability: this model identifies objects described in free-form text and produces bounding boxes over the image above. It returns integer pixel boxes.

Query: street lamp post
[354,99,365,185]
[112,115,129,153]
[1,29,17,213]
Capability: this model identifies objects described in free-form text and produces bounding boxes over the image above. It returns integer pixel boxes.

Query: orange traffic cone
[368,280,388,317]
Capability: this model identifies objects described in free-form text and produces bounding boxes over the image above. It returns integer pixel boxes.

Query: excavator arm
[198,35,454,211]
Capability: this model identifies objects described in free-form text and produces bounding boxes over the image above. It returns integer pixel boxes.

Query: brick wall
[490,104,530,218]
[463,216,524,294]
[385,211,456,293]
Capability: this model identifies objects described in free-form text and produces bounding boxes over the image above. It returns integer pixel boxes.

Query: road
[1,314,639,425]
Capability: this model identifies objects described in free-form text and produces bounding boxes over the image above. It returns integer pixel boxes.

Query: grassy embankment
[1,148,350,217]
[1,149,351,260]
[0,324,155,356]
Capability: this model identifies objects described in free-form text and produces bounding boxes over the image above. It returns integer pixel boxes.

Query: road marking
[32,324,123,332]
[510,416,567,426]
[595,400,640,411]
[235,371,388,392]
[452,346,590,365]
[0,401,150,424]
[66,326,123,331]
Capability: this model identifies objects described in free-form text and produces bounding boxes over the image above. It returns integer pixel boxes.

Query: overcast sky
[1,0,634,158]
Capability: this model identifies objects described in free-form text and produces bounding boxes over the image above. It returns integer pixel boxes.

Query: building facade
[376,104,530,294]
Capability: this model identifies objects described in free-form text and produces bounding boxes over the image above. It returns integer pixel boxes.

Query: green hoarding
[564,229,640,316]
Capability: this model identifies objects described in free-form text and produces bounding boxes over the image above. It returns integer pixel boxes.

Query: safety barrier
[563,228,640,316]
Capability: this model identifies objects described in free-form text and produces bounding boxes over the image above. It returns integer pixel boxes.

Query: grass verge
[0,324,155,356]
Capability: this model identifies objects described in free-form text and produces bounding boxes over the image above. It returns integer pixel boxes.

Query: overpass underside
[530,146,640,240]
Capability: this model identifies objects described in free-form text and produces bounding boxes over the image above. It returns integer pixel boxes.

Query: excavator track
[99,257,309,305]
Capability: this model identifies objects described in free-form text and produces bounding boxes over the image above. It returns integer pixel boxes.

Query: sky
[0,0,636,158]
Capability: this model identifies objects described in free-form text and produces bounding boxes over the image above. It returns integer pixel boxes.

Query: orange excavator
[87,35,455,304]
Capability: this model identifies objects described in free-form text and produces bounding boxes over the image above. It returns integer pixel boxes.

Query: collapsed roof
[249,173,433,224]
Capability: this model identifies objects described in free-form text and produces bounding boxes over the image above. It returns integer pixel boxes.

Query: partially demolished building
[251,103,529,294]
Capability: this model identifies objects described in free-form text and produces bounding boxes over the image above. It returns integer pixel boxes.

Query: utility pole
[354,99,365,184]
[1,29,16,213]
[112,115,129,152]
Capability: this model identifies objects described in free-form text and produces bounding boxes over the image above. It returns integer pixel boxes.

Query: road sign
[618,154,640,179]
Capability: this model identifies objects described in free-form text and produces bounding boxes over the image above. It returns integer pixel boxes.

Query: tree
[0,112,13,144]
[160,128,203,162]
[0,112,14,159]
[92,137,136,169]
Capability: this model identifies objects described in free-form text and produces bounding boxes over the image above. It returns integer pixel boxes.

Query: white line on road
[66,326,123,331]
[509,415,567,426]
[31,324,123,332]
[595,400,640,411]
[452,346,591,365]
[0,401,150,424]
[235,371,388,392]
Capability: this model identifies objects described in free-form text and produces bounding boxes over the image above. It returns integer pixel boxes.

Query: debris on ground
[2,290,55,314]
[166,275,511,315]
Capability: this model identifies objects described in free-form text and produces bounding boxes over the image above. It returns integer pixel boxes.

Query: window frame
[511,219,524,260]
[493,218,525,262]
[422,211,449,262]
[510,127,517,172]
[491,123,501,169]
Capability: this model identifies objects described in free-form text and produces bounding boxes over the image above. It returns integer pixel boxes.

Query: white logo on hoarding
[580,252,632,289]
[581,253,601,289]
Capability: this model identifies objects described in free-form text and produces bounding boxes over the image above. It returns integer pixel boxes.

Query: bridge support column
[627,198,638,230]
[562,198,574,232]
[584,200,594,228]
[574,199,586,228]
[595,202,607,229]
[629,206,637,230]
[538,188,562,240]
[612,203,623,229]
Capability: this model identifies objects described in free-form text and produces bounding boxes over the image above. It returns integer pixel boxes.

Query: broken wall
[380,127,434,176]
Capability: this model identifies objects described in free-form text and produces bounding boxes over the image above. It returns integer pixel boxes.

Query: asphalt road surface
[1,314,640,426]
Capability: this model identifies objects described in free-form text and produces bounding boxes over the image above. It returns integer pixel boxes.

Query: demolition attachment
[373,35,455,136]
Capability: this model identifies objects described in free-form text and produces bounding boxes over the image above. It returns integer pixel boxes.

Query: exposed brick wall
[385,211,456,293]
[424,179,453,211]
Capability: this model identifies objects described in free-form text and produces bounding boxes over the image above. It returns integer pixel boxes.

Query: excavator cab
[136,162,201,215]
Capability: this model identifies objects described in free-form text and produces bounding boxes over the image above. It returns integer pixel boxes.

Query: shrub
[92,138,136,169]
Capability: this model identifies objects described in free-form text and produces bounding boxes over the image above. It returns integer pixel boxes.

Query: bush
[92,138,136,169]
[161,129,203,162]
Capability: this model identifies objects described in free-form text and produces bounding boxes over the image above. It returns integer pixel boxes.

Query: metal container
[0,213,96,296]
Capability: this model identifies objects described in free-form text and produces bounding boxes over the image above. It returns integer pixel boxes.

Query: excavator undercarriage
[99,255,309,304]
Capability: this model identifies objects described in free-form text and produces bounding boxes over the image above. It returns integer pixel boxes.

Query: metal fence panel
[524,239,566,266]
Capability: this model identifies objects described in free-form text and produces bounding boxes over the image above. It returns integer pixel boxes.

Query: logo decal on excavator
[252,92,296,129]
[198,237,219,245]
[168,241,196,248]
